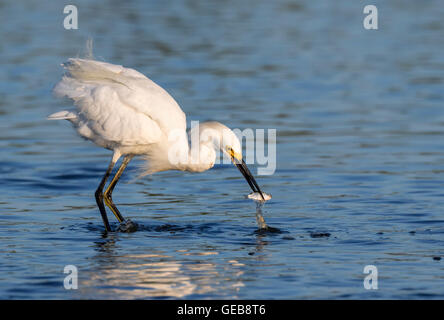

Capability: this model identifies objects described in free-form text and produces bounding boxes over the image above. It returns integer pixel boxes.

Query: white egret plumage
[49,58,266,232]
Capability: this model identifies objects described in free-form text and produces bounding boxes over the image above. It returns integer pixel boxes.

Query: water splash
[255,201,268,229]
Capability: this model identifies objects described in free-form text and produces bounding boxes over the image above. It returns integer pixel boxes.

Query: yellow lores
[227,147,242,162]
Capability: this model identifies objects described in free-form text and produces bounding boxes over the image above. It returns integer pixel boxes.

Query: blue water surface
[0,0,443,299]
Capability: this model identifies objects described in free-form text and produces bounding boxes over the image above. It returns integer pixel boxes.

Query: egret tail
[47,110,77,120]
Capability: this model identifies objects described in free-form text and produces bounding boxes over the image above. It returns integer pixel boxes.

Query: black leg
[103,154,134,223]
[95,155,119,232]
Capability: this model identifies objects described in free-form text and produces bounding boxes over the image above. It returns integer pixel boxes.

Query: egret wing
[53,59,187,146]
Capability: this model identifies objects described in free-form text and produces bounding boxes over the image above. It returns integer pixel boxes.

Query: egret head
[197,121,265,200]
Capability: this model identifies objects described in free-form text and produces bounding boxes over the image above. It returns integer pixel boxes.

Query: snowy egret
[49,58,266,232]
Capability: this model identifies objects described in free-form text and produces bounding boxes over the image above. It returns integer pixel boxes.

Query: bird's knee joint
[103,192,113,203]
[95,189,103,200]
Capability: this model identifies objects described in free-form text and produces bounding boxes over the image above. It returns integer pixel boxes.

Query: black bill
[234,158,265,201]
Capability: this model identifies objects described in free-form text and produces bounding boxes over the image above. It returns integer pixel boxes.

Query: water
[1,0,444,299]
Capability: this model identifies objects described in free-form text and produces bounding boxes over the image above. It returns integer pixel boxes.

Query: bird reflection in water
[75,232,272,299]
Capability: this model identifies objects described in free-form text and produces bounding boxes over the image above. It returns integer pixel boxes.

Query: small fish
[248,192,272,201]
